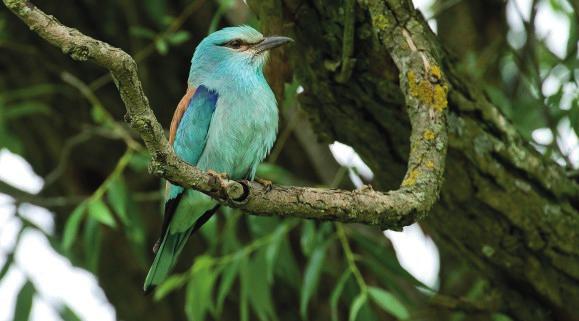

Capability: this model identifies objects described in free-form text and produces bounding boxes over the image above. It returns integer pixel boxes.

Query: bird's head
[188,25,292,88]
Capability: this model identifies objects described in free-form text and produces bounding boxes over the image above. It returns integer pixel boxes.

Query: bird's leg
[152,239,161,254]
[255,177,273,192]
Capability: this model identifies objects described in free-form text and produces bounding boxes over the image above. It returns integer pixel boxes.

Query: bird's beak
[254,36,293,53]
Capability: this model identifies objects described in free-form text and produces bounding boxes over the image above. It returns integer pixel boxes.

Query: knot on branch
[123,112,132,124]
[63,44,89,61]
[130,116,153,132]
[227,180,249,202]
[153,150,167,163]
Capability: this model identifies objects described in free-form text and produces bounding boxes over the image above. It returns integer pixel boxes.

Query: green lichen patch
[482,245,495,257]
[371,14,389,31]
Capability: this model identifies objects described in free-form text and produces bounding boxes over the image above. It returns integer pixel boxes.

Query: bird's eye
[226,39,243,49]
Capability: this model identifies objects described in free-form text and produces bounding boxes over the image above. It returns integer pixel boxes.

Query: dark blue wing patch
[173,85,218,167]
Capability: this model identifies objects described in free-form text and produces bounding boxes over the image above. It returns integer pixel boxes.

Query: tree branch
[2,0,447,230]
[0,179,84,207]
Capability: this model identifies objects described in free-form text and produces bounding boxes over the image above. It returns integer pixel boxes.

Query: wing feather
[169,86,196,145]
[172,85,218,166]
[156,85,218,248]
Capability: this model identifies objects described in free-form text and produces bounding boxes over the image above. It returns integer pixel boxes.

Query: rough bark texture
[249,0,579,320]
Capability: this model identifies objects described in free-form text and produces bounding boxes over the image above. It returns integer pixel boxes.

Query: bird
[143,25,292,293]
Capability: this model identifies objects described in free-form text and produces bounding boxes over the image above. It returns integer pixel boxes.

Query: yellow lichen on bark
[407,70,448,112]
[425,160,435,169]
[423,129,436,140]
[431,65,442,80]
[432,83,448,112]
[402,168,419,187]
[407,70,416,90]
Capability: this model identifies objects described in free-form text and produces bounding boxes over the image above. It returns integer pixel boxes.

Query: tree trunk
[250,1,579,320]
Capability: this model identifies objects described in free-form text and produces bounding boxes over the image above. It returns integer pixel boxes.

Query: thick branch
[3,0,447,230]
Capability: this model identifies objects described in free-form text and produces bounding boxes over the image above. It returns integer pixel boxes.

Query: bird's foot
[255,177,273,192]
[207,170,229,191]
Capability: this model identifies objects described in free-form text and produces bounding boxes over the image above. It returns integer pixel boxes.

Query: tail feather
[144,228,193,293]
[144,189,219,293]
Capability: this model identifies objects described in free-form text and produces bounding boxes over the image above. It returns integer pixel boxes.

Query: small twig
[88,0,206,91]
[0,179,84,207]
[88,149,133,203]
[61,71,142,151]
[43,127,98,187]
[429,292,501,314]
[336,0,356,83]
[336,223,367,292]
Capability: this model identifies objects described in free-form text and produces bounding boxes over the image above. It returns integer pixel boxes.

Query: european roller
[144,26,292,292]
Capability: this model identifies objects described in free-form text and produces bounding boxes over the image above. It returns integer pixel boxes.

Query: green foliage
[0,84,59,154]
[13,281,35,321]
[88,199,116,228]
[330,270,351,321]
[59,306,83,321]
[348,292,367,321]
[216,258,239,313]
[367,286,409,319]
[300,238,329,319]
[83,216,103,272]
[145,209,423,321]
[62,203,88,252]
[185,256,217,321]
[246,250,278,321]
[492,313,514,321]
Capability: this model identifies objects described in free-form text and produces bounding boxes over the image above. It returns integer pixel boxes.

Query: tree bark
[250,0,579,320]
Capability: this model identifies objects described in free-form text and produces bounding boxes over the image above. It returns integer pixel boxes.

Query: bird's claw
[207,169,228,179]
[255,177,273,192]
[152,239,161,254]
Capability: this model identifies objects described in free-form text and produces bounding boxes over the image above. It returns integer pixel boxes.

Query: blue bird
[144,26,292,292]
